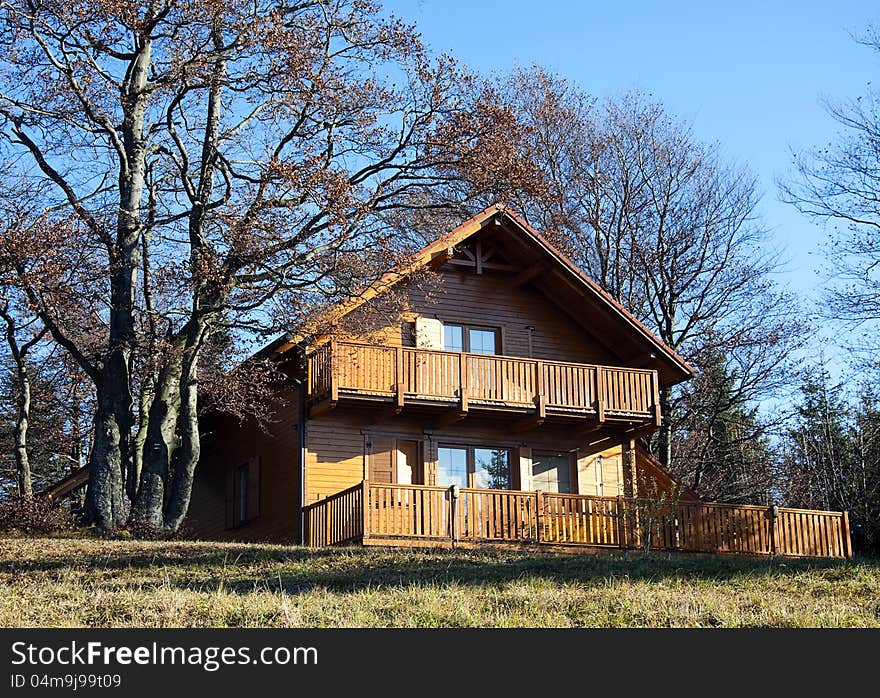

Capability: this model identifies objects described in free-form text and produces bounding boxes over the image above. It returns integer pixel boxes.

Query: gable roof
[266,203,694,386]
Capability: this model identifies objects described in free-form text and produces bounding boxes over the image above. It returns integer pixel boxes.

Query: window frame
[441,322,502,355]
[437,443,514,489]
[530,450,577,494]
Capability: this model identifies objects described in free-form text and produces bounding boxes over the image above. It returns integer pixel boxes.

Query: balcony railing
[307,341,661,421]
[303,481,854,559]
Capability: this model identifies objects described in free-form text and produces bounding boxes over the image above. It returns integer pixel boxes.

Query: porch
[304,481,853,559]
[307,341,662,426]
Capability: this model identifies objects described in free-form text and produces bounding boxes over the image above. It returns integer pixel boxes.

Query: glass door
[531,452,574,493]
[437,446,469,488]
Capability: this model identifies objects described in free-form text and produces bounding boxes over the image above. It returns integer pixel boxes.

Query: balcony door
[437,445,512,490]
[531,451,575,494]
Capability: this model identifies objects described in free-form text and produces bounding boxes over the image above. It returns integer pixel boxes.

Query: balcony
[303,481,853,559]
[306,341,662,425]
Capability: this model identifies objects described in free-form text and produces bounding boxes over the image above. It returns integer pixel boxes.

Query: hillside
[1,537,878,627]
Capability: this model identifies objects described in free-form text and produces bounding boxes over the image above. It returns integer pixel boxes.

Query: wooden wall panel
[340,267,620,366]
[186,387,301,543]
[305,419,365,504]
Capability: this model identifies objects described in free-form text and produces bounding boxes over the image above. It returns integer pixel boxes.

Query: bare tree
[497,69,805,488]
[0,0,522,531]
[779,27,880,330]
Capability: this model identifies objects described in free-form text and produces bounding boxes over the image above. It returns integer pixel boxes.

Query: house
[185,205,853,558]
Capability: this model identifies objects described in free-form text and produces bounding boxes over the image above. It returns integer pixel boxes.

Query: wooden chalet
[186,205,853,559]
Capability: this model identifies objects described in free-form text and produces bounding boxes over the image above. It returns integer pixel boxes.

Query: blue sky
[384,0,880,367]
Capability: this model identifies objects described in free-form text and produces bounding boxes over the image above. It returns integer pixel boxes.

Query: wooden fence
[304,482,853,558]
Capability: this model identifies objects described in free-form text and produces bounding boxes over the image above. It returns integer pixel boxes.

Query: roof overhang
[260,204,694,387]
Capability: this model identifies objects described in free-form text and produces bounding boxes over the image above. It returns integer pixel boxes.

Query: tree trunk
[1,309,41,500]
[657,386,673,469]
[84,364,128,529]
[130,352,183,529]
[129,372,157,501]
[83,9,155,529]
[130,318,207,532]
[164,346,202,531]
[13,356,33,500]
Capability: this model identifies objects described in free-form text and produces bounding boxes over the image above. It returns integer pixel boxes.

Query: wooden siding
[305,411,670,505]
[186,388,301,543]
[342,266,622,366]
[305,419,365,505]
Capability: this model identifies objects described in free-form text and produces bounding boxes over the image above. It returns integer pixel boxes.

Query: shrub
[0,496,78,534]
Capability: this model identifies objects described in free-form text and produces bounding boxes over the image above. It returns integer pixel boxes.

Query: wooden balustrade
[454,489,540,542]
[365,482,451,539]
[306,341,658,419]
[305,481,853,559]
[303,482,365,547]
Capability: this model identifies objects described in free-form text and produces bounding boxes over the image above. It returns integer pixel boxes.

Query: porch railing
[307,341,660,420]
[303,481,853,559]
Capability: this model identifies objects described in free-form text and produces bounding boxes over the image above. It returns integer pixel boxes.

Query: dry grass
[1,537,878,627]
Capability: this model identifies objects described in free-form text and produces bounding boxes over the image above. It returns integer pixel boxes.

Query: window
[441,323,500,355]
[473,448,511,490]
[531,452,574,494]
[235,463,249,525]
[443,325,464,353]
[229,458,260,528]
[438,445,512,489]
[468,329,498,355]
[437,446,468,488]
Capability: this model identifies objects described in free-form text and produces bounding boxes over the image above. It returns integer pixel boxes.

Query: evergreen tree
[777,369,880,552]
[669,343,777,503]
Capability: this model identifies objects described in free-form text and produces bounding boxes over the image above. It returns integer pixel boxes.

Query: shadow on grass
[3,538,877,596]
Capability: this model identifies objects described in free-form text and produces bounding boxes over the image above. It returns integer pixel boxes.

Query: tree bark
[13,356,33,500]
[84,359,129,529]
[164,344,202,531]
[657,386,673,469]
[84,12,155,528]
[130,351,183,529]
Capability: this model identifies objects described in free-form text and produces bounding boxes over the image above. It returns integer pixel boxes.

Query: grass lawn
[1,536,878,627]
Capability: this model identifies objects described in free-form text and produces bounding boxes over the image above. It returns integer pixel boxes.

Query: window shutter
[248,457,261,520]
[415,317,443,349]
[368,436,396,484]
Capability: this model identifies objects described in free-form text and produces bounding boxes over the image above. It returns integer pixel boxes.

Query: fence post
[395,347,405,411]
[325,497,332,547]
[535,491,544,543]
[843,510,853,559]
[361,480,370,542]
[303,504,311,548]
[459,355,468,413]
[329,340,338,403]
[616,495,625,548]
[651,370,662,427]
[449,485,459,546]
[769,504,779,556]
[694,503,704,553]
[534,360,546,419]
